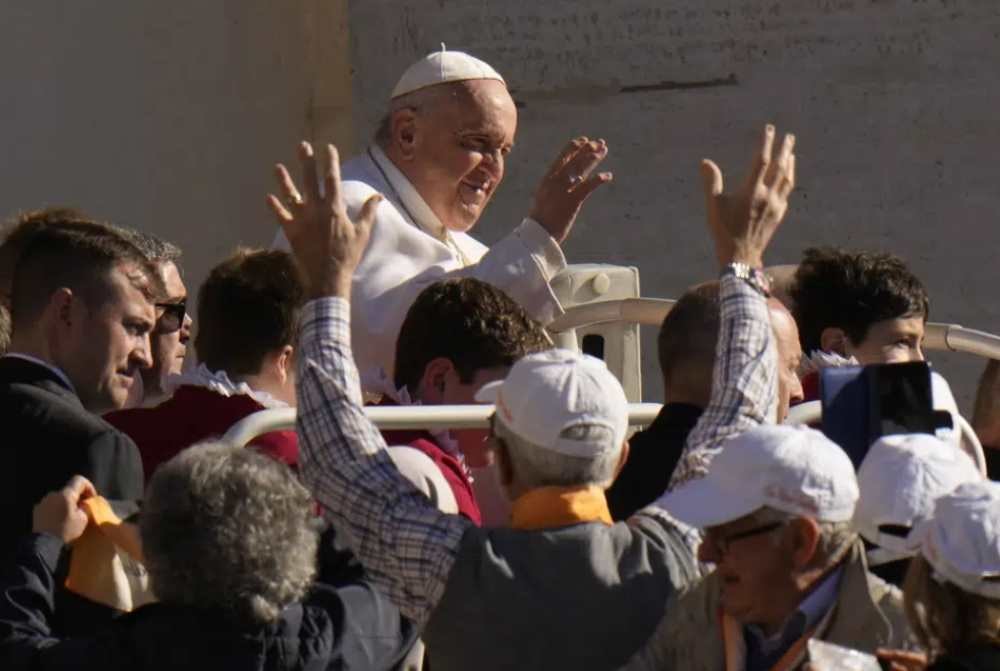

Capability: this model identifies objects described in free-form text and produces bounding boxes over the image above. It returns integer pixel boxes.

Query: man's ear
[788,517,822,569]
[49,288,76,331]
[611,440,630,483]
[496,438,514,488]
[417,357,454,404]
[275,345,295,384]
[390,108,419,160]
[819,327,848,356]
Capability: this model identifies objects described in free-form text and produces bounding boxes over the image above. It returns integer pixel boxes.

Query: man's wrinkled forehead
[420,80,516,129]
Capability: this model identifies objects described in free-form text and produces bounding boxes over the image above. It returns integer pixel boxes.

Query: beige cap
[392,45,506,99]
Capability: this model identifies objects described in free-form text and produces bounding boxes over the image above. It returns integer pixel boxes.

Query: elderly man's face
[406,79,517,233]
[769,300,804,422]
[698,514,800,630]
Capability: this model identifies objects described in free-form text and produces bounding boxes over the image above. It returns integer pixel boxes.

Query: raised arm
[269,142,470,626]
[669,125,796,489]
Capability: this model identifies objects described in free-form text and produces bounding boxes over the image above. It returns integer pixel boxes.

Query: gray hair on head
[140,441,317,627]
[749,507,857,567]
[495,420,622,490]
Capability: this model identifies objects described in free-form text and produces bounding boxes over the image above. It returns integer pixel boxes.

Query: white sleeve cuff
[516,218,567,281]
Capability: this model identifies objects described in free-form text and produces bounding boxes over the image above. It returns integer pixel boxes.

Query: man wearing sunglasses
[116,231,191,407]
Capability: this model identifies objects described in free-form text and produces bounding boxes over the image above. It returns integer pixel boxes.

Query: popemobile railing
[223,297,1000,475]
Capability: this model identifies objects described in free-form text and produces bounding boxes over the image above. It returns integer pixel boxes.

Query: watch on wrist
[722,262,772,297]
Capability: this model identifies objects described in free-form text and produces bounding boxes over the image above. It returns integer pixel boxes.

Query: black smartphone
[820,361,935,467]
[867,361,936,439]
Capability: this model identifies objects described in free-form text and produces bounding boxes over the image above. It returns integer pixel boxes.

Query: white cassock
[274,145,566,388]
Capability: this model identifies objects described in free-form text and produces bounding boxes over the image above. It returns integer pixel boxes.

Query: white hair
[750,507,857,567]
[495,421,622,490]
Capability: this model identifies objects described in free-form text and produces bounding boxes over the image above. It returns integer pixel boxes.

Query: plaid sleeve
[668,274,778,490]
[295,297,470,626]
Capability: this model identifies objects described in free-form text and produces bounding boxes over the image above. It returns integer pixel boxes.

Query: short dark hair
[8,209,163,328]
[393,278,552,393]
[141,442,317,627]
[791,247,929,354]
[195,248,305,377]
[657,281,721,383]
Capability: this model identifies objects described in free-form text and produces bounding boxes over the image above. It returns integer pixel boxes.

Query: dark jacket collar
[0,355,78,400]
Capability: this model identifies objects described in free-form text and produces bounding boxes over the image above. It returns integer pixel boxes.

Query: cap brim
[474,380,502,404]
[658,476,762,528]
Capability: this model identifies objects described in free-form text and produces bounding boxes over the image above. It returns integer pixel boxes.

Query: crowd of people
[0,48,998,671]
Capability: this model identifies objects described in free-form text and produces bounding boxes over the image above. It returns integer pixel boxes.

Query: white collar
[368,144,448,241]
[3,352,77,393]
[164,364,289,409]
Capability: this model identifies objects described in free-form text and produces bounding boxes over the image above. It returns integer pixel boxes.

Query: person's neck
[237,372,293,407]
[752,565,836,636]
[662,383,710,408]
[7,334,56,368]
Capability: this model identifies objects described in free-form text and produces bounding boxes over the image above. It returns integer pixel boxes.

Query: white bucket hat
[854,434,980,564]
[661,424,859,528]
[917,480,1000,599]
[475,349,628,459]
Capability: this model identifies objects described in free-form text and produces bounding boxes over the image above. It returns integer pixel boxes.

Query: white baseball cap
[661,425,859,528]
[854,434,980,559]
[392,45,506,99]
[474,349,628,459]
[917,480,1000,599]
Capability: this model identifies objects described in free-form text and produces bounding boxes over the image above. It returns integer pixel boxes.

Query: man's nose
[180,314,193,342]
[791,375,805,404]
[133,338,153,369]
[480,150,504,179]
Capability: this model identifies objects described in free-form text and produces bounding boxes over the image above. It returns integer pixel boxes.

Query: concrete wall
[347,0,1000,409]
[2,1,996,410]
[0,0,354,311]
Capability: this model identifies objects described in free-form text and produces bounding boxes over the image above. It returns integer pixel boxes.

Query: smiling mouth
[459,179,492,205]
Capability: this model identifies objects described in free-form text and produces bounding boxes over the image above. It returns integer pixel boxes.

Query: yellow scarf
[509,485,613,530]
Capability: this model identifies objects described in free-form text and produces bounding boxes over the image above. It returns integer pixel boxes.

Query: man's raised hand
[701,124,796,269]
[267,141,382,299]
[529,137,613,244]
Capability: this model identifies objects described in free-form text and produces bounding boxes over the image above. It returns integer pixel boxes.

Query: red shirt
[381,426,482,526]
[105,385,298,481]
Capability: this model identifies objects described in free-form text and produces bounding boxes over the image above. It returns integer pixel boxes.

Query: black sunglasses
[155,300,186,333]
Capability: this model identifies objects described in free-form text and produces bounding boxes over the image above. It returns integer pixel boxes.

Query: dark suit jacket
[606,402,704,521]
[0,356,144,562]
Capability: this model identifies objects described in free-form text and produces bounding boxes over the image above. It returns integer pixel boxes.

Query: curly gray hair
[140,442,318,626]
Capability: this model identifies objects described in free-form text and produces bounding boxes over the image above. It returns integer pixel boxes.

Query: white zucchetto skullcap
[391,44,506,99]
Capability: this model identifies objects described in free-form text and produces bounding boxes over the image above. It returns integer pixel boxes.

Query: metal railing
[549,299,1000,360]
[223,403,663,448]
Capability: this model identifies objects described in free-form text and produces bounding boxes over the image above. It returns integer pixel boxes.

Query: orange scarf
[65,496,153,612]
[509,485,613,530]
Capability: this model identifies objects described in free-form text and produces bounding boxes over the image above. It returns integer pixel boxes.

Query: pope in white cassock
[272,48,612,389]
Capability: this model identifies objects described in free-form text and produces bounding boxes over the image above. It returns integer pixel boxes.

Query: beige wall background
[0,0,354,314]
[2,1,997,409]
